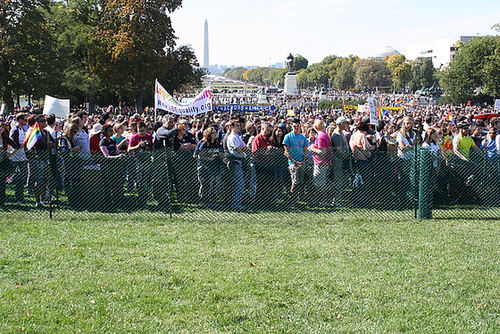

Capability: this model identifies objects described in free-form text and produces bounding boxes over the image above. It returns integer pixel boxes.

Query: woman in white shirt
[396,116,416,207]
[396,116,416,160]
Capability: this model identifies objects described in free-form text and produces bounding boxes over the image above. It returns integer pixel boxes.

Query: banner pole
[154,80,157,122]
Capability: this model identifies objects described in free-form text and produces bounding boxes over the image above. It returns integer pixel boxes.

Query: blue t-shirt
[480,138,498,159]
[283,132,308,165]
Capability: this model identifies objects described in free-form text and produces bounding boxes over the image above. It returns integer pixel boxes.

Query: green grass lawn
[1,210,499,333]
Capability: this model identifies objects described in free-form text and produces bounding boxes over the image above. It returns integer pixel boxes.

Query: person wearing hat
[453,121,478,161]
[450,121,483,194]
[361,115,376,145]
[89,122,103,156]
[330,116,350,207]
[283,118,308,208]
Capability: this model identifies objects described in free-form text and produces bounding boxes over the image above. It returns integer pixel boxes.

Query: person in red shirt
[89,123,103,156]
[251,122,274,165]
[128,121,154,154]
[127,121,154,208]
[251,122,276,207]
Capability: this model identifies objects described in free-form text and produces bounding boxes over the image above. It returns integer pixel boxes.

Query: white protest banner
[368,98,378,126]
[155,80,212,115]
[43,95,70,118]
[495,99,500,111]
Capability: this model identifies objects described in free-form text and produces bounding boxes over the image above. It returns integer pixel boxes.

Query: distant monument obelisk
[203,19,209,69]
[284,53,298,95]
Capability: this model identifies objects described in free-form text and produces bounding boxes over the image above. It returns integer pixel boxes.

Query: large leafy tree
[296,68,313,88]
[408,57,436,92]
[92,0,182,111]
[353,58,391,90]
[49,0,101,109]
[440,36,500,104]
[482,49,500,99]
[157,45,206,95]
[0,0,55,112]
[333,60,356,90]
[332,56,358,91]
[292,56,308,72]
[386,54,411,91]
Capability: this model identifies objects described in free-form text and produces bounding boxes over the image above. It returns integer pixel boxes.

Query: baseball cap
[336,116,348,125]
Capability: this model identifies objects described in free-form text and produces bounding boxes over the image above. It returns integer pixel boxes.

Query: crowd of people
[0,89,499,210]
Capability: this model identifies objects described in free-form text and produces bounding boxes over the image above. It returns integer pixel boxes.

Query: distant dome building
[372,46,400,59]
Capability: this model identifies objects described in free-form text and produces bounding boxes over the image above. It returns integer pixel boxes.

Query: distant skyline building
[203,19,209,68]
[405,38,454,68]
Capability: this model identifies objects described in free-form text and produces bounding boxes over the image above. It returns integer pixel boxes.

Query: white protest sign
[494,99,500,111]
[43,95,70,118]
[368,98,378,126]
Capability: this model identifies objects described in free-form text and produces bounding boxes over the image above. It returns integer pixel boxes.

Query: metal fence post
[413,143,419,218]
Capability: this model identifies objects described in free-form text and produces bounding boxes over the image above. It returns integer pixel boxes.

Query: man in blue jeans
[226,119,248,210]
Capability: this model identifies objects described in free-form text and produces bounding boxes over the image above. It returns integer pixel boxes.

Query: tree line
[0,0,206,113]
[224,54,437,94]
[224,31,500,106]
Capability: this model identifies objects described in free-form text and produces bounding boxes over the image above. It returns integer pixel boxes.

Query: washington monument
[203,19,209,68]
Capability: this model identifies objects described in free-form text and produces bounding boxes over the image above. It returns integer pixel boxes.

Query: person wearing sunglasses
[283,118,308,208]
[226,119,248,210]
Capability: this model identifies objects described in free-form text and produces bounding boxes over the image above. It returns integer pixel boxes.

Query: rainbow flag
[377,106,390,120]
[395,99,403,107]
[446,113,454,124]
[25,122,42,150]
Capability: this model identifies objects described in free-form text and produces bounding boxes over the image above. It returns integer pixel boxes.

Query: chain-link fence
[1,146,499,220]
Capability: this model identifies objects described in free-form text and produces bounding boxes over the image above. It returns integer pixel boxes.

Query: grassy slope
[0,211,499,333]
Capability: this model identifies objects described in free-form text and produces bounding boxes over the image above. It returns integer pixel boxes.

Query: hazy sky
[170,0,500,67]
